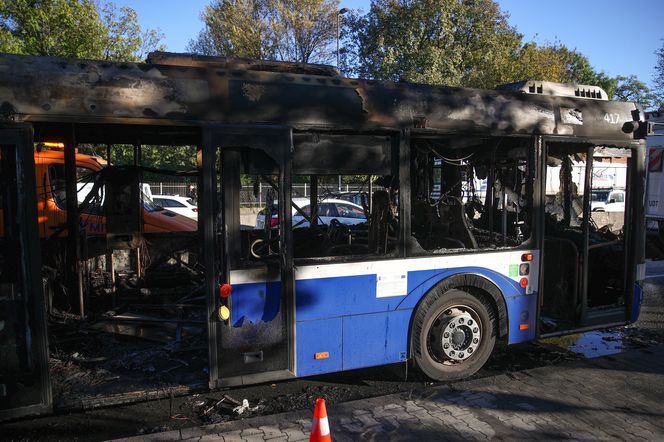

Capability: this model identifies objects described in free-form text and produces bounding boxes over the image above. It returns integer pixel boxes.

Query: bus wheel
[413,289,496,381]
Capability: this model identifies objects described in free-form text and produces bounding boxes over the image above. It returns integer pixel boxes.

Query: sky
[116,0,663,88]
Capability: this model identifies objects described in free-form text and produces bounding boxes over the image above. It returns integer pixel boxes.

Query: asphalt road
[2,271,663,441]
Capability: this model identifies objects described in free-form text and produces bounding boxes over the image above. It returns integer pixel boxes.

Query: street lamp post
[337,8,348,70]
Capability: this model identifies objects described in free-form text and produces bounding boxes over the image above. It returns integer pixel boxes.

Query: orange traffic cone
[310,398,332,442]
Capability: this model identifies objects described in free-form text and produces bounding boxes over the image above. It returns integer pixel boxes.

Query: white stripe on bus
[229,249,540,286]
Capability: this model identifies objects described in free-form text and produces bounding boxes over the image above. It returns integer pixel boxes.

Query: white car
[256,198,367,228]
[152,195,198,220]
[591,189,625,212]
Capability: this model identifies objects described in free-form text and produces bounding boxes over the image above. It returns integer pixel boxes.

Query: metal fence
[146,182,370,207]
[242,183,369,208]
[147,182,191,197]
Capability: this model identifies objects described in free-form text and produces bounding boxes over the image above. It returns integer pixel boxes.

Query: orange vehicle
[0,145,197,238]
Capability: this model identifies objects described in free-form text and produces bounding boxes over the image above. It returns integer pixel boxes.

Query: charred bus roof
[146,51,341,77]
[0,52,647,143]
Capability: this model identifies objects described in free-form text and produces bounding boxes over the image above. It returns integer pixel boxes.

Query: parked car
[328,191,368,207]
[256,198,367,228]
[591,189,625,212]
[152,195,199,220]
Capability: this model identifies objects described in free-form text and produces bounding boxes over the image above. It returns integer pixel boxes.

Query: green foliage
[272,0,339,63]
[0,0,106,58]
[189,0,276,59]
[100,3,165,62]
[77,144,197,183]
[613,75,657,110]
[506,43,570,85]
[188,0,340,64]
[346,0,523,88]
[0,26,24,54]
[0,0,164,62]
[654,40,664,110]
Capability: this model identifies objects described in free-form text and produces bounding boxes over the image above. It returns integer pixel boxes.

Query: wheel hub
[441,311,481,361]
[451,329,465,347]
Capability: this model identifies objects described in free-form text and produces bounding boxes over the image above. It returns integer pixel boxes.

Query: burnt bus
[0,52,648,420]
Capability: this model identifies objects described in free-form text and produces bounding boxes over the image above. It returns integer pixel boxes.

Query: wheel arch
[408,273,509,358]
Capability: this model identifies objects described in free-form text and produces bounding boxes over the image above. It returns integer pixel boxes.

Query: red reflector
[315,352,329,360]
[270,216,279,227]
[219,283,232,299]
[519,277,528,289]
[519,323,529,330]
[521,253,534,262]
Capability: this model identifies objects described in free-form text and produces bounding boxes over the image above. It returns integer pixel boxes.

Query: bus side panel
[342,310,412,371]
[504,294,538,343]
[295,275,402,320]
[230,255,541,378]
[296,318,343,375]
[398,267,525,310]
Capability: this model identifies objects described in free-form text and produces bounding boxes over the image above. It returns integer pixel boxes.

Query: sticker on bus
[376,272,408,298]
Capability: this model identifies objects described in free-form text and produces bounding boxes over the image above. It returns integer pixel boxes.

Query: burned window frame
[407,134,536,257]
[290,131,402,264]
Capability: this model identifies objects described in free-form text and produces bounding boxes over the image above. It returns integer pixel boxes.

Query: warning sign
[650,148,663,172]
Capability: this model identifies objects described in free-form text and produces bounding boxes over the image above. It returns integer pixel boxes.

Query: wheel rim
[427,305,483,364]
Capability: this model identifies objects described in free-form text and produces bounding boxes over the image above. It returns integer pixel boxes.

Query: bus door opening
[0,126,52,420]
[212,128,294,386]
[32,126,205,407]
[541,143,632,333]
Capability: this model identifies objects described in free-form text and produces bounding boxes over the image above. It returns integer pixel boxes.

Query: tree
[0,0,107,58]
[188,0,340,64]
[345,0,523,88]
[271,0,338,63]
[654,40,664,110]
[613,75,657,110]
[507,42,570,85]
[0,0,164,62]
[188,0,277,59]
[100,3,165,62]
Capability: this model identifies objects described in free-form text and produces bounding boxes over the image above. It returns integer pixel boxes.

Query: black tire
[412,288,496,381]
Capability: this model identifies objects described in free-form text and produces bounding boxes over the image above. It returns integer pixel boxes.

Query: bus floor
[46,258,209,408]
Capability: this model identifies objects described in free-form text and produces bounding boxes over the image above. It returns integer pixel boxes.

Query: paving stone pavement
[115,345,664,441]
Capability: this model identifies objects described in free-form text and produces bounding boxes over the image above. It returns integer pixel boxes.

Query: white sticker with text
[376,272,408,298]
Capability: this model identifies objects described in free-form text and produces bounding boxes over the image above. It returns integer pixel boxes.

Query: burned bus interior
[22,123,209,406]
[409,135,533,255]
